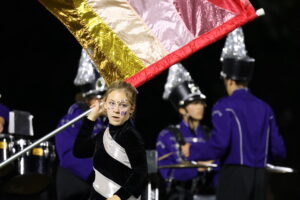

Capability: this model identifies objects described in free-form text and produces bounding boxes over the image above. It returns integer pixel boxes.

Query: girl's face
[104,90,133,126]
[184,101,205,121]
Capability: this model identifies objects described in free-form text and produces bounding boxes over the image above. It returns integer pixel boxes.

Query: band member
[0,96,10,133]
[55,49,107,200]
[184,28,286,200]
[156,63,218,200]
[74,80,148,200]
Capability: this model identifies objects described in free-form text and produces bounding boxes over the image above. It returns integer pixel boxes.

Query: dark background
[0,0,299,199]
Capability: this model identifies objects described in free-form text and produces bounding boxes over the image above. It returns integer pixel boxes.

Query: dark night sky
[0,1,300,199]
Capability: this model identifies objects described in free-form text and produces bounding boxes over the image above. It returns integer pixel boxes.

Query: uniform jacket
[189,89,286,167]
[55,102,107,180]
[157,120,214,181]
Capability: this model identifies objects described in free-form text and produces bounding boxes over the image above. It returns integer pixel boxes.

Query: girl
[74,81,148,200]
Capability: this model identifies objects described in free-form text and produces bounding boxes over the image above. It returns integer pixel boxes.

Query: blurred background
[0,0,299,199]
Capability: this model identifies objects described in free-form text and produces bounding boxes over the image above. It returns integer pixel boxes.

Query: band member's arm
[268,110,286,161]
[157,130,198,180]
[73,117,97,158]
[157,130,184,163]
[189,103,231,161]
[56,104,87,161]
[55,122,80,161]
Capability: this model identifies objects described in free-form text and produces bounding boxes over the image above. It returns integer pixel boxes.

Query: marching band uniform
[157,120,212,181]
[55,49,107,200]
[156,63,218,200]
[55,102,107,199]
[188,28,286,200]
[188,88,286,199]
[0,102,10,133]
[189,88,286,164]
[157,121,218,198]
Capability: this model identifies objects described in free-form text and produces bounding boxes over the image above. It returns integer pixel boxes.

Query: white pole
[0,108,93,169]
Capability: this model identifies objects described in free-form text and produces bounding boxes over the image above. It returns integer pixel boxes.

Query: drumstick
[266,163,294,173]
[158,152,173,161]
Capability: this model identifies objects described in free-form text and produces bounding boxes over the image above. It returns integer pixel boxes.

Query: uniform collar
[232,88,249,96]
[180,120,201,134]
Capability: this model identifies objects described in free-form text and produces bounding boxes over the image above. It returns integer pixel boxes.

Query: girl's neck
[184,118,200,130]
[109,120,129,130]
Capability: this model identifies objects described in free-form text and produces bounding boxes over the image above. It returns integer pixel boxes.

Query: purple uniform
[0,103,9,122]
[189,89,286,167]
[156,120,215,181]
[55,103,107,180]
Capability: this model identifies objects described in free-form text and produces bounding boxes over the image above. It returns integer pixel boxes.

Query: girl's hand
[87,100,105,121]
[106,195,121,200]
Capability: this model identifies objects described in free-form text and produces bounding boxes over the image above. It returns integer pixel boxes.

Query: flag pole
[0,108,93,169]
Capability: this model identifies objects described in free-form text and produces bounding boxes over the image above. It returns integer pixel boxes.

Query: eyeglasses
[107,100,130,111]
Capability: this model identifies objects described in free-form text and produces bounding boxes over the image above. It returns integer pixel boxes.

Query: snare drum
[0,133,14,177]
[15,138,32,176]
[2,139,56,195]
[1,138,32,194]
[30,141,56,177]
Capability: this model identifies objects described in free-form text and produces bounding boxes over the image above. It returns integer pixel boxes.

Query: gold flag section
[39,0,146,85]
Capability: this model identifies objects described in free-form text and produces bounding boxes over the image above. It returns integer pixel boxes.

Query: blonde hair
[103,81,137,108]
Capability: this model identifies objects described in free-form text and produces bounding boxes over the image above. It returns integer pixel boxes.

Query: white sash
[93,128,140,200]
[103,128,132,169]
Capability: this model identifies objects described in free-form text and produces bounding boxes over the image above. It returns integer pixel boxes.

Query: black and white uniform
[74,118,148,200]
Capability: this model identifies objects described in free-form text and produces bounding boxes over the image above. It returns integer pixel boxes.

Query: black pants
[217,165,267,200]
[56,167,91,200]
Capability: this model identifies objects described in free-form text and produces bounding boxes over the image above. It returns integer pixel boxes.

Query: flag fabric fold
[39,0,257,87]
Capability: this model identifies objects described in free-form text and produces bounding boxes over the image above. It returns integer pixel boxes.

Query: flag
[39,0,258,87]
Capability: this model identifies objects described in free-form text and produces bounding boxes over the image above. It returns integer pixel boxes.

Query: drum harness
[165,124,213,196]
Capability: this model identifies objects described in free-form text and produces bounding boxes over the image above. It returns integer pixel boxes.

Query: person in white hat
[156,63,218,200]
[185,27,286,200]
[55,49,108,200]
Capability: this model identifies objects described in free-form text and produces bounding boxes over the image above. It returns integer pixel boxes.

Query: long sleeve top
[74,118,148,200]
[55,102,107,180]
[189,89,286,168]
